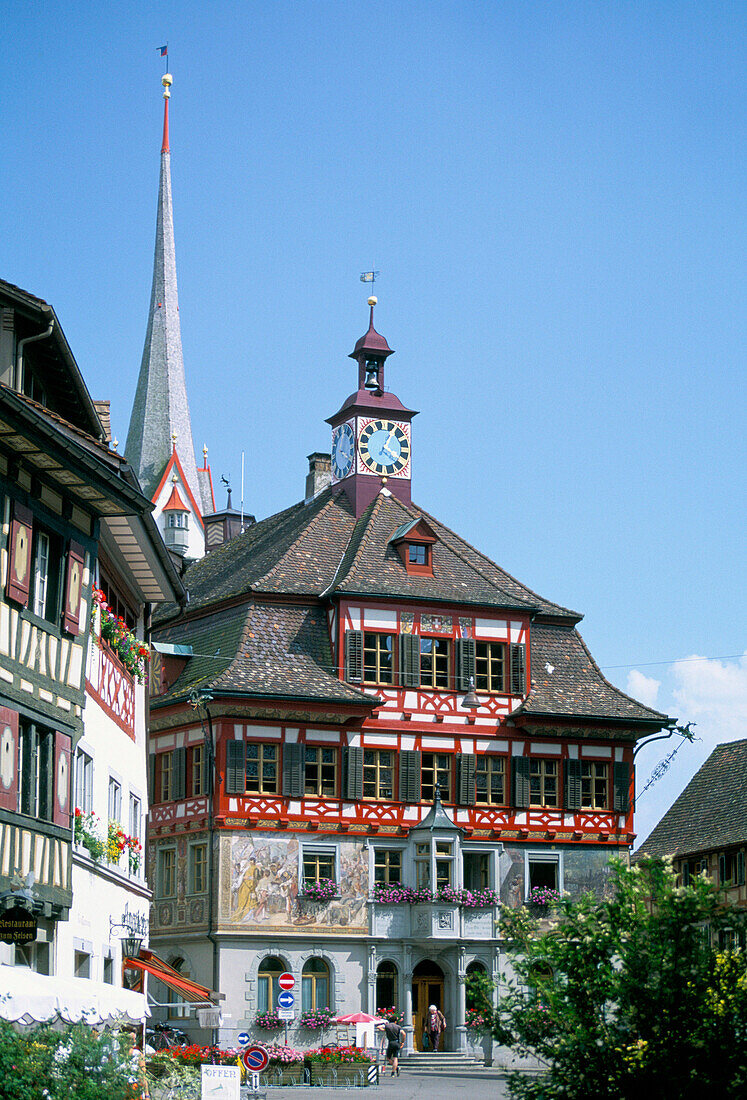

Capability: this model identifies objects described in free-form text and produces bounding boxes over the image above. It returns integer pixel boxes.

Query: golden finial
[162,73,173,98]
[368,296,377,307]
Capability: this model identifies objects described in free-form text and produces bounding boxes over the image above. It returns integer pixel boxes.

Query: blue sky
[3,2,745,843]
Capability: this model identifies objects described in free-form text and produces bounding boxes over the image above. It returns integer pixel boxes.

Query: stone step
[401,1053,485,1070]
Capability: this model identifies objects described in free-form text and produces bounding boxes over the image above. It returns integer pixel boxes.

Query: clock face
[331,422,355,480]
[358,419,410,475]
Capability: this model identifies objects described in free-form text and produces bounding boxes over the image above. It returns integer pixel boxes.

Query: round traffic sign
[242,1046,269,1072]
[277,990,294,1009]
[278,972,295,990]
[237,1031,251,1048]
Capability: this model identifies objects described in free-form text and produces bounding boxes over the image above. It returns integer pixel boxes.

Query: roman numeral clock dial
[358,419,410,476]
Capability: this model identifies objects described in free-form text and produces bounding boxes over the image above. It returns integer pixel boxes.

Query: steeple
[125,73,204,519]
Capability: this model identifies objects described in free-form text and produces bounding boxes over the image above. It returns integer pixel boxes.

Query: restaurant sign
[0,905,38,944]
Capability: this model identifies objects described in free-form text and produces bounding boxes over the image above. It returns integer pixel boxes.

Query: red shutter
[53,731,72,827]
[63,541,86,635]
[0,706,19,812]
[7,503,33,607]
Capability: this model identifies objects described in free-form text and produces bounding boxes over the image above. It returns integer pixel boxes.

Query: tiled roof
[518,624,668,722]
[634,739,747,859]
[153,600,374,707]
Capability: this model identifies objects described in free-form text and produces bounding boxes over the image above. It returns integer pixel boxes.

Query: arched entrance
[412,960,445,1051]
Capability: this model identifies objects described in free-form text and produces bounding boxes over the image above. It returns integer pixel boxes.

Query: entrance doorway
[412,960,445,1051]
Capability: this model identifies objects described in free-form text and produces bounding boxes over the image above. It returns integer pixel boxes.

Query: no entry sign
[242,1046,269,1072]
[278,972,295,990]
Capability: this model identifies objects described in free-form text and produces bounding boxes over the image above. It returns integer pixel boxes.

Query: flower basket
[92,586,150,682]
[73,809,106,861]
[254,1010,284,1031]
[300,878,337,902]
[526,886,562,911]
[306,1047,373,1086]
[299,1007,337,1030]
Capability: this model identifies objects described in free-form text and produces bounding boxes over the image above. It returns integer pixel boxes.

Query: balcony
[86,638,135,736]
[370,901,497,940]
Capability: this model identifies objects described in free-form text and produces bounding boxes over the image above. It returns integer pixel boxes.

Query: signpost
[241,1046,268,1093]
[277,990,294,1010]
[278,972,295,990]
[277,977,295,1044]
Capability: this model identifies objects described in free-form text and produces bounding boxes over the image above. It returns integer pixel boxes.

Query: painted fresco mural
[225,834,368,931]
[498,845,617,908]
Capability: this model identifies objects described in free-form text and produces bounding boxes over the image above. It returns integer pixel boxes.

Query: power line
[600,654,744,671]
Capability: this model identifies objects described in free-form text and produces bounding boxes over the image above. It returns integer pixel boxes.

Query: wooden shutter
[7,502,33,606]
[225,740,246,795]
[148,753,156,802]
[53,731,72,827]
[398,750,421,803]
[282,742,304,797]
[613,761,631,813]
[512,756,531,809]
[0,706,19,812]
[172,746,187,800]
[564,759,582,810]
[344,630,364,682]
[399,634,420,687]
[509,643,526,695]
[455,638,476,691]
[343,746,364,801]
[62,540,85,635]
[457,754,476,805]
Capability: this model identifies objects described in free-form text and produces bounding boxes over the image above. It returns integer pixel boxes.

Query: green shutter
[399,634,420,688]
[613,761,630,813]
[455,639,476,691]
[513,756,531,809]
[457,754,476,805]
[564,759,582,810]
[345,630,364,682]
[172,747,187,800]
[225,740,246,795]
[282,742,304,797]
[398,750,421,803]
[509,643,526,695]
[343,746,364,800]
[148,753,156,802]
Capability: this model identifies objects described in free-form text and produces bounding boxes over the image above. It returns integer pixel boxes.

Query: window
[189,744,205,796]
[74,951,91,979]
[527,854,560,896]
[159,753,173,802]
[463,852,490,891]
[420,637,450,689]
[475,642,506,693]
[245,743,278,794]
[108,777,121,822]
[190,844,207,893]
[302,958,330,1012]
[465,961,489,1011]
[363,633,394,684]
[363,750,394,800]
[103,955,114,984]
[129,794,141,843]
[408,544,427,565]
[257,956,286,1013]
[98,569,136,630]
[26,525,63,625]
[415,842,431,889]
[476,756,505,805]
[32,531,50,618]
[421,753,451,802]
[435,840,455,889]
[18,721,54,820]
[529,759,559,807]
[376,961,398,1012]
[304,747,337,797]
[580,762,608,809]
[303,848,336,886]
[159,848,176,897]
[374,849,402,885]
[166,957,191,1019]
[74,748,93,813]
[15,940,50,974]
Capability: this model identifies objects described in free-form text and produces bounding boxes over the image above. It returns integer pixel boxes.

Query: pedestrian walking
[425,1005,446,1052]
[377,1019,405,1076]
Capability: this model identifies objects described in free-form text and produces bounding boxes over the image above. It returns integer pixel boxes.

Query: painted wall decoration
[225,835,368,932]
[498,847,525,909]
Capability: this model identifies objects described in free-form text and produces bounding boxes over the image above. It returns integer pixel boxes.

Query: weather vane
[360,268,380,286]
[156,43,168,73]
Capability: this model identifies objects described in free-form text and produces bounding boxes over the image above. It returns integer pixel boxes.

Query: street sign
[241,1046,269,1072]
[277,990,294,1009]
[237,1031,251,1047]
[248,1071,260,1093]
[277,1007,295,1021]
[278,972,295,990]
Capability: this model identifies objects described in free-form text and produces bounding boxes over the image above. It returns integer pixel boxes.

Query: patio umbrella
[336,1012,386,1024]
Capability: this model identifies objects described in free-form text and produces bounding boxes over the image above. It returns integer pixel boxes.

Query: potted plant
[73,808,106,861]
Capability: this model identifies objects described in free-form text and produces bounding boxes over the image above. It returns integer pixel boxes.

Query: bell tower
[326,297,417,517]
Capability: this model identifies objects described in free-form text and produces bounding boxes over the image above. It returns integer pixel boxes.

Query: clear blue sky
[3,2,745,842]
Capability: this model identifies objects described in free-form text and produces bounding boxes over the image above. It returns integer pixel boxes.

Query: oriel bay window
[305,747,337,797]
[421,752,451,802]
[245,743,279,794]
[363,632,394,684]
[475,642,506,693]
[476,755,506,805]
[374,848,402,885]
[420,637,450,688]
[363,750,394,800]
[414,843,430,889]
[435,840,455,888]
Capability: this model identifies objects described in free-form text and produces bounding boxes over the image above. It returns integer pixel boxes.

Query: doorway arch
[412,960,445,1051]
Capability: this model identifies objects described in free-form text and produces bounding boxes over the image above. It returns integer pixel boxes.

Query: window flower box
[299,1007,336,1030]
[254,1010,284,1031]
[91,586,150,682]
[299,878,337,902]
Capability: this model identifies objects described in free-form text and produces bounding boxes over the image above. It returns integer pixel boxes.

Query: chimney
[305,452,332,503]
[93,400,112,443]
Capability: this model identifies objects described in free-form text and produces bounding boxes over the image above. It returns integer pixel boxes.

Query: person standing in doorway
[425,1004,446,1052]
[377,1019,405,1076]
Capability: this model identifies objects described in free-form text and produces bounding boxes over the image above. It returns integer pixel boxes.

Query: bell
[460,677,480,710]
[364,359,382,393]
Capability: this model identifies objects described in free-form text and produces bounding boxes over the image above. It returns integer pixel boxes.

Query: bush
[0,1021,137,1100]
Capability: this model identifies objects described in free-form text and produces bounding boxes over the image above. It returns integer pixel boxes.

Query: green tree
[493,857,747,1100]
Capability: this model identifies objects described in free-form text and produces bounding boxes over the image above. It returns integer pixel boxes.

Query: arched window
[302,958,330,1012]
[257,956,286,1013]
[465,960,489,1012]
[376,961,398,1013]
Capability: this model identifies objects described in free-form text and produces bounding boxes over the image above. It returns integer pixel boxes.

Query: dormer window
[389,518,437,576]
[408,544,427,566]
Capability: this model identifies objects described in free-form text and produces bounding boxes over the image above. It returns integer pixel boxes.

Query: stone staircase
[401,1051,486,1072]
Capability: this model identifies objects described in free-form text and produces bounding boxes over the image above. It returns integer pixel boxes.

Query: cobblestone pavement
[246,1065,511,1100]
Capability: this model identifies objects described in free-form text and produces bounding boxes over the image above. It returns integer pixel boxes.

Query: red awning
[124,949,223,1004]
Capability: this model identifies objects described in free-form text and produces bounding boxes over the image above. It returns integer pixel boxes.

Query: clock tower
[326,297,417,516]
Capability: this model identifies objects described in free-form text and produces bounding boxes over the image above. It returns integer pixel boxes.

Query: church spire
[125,72,203,517]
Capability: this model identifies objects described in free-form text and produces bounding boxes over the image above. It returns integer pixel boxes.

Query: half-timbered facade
[0,277,183,1022]
[145,300,670,1055]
